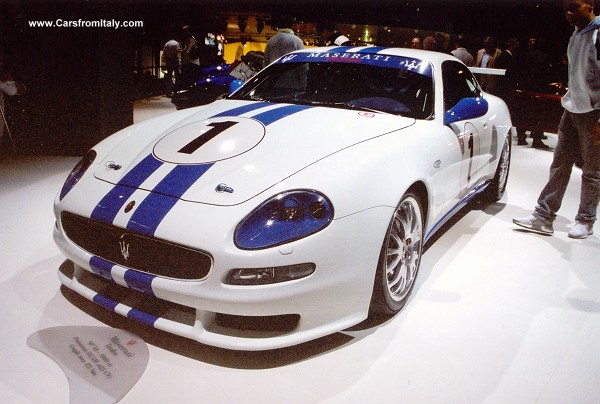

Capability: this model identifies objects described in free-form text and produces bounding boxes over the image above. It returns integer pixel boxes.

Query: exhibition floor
[1,96,599,403]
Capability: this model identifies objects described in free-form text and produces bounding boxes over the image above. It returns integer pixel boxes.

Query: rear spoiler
[469,67,506,76]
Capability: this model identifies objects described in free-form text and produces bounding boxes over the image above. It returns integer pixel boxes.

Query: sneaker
[568,222,593,239]
[517,139,528,146]
[513,215,554,235]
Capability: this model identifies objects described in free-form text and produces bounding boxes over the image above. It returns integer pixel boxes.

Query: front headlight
[235,190,334,250]
[59,150,97,200]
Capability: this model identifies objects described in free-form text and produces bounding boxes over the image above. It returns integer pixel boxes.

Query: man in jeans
[513,0,600,239]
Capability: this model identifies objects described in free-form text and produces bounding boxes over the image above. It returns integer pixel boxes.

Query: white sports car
[54,47,512,351]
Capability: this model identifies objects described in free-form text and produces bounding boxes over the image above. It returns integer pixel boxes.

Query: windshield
[230,51,434,119]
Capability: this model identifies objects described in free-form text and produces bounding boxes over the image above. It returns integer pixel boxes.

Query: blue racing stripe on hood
[211,101,271,118]
[91,101,303,238]
[91,154,163,223]
[122,105,305,237]
[251,105,313,126]
[126,163,213,236]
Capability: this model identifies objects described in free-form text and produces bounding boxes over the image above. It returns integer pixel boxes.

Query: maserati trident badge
[119,235,130,260]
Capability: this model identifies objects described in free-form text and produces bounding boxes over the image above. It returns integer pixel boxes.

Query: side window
[442,61,481,112]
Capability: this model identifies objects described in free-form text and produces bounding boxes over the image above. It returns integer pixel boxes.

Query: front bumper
[53,204,393,351]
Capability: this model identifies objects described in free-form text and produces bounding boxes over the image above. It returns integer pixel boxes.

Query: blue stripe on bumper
[123,269,156,296]
[89,256,114,281]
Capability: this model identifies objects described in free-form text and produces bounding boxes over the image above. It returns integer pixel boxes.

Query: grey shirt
[263,28,304,67]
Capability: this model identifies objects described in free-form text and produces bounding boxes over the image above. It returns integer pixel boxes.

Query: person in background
[410,36,422,49]
[451,34,474,66]
[514,35,551,148]
[180,25,198,65]
[317,21,352,46]
[176,46,202,91]
[162,37,180,97]
[263,15,304,67]
[422,35,437,50]
[475,36,502,93]
[494,37,520,100]
[434,32,452,54]
[513,0,600,239]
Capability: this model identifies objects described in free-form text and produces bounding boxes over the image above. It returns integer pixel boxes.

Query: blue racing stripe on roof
[211,101,271,118]
[126,163,213,236]
[354,46,387,54]
[89,256,114,281]
[251,105,313,126]
[123,269,156,296]
[325,46,352,53]
[91,154,163,223]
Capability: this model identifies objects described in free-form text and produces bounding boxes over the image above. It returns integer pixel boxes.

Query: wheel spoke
[383,197,423,303]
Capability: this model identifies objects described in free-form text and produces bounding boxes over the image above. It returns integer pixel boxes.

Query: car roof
[291,46,458,66]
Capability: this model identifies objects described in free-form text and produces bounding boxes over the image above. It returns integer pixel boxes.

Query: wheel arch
[368,181,428,316]
[405,180,429,229]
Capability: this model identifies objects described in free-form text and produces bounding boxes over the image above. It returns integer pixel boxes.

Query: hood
[94,100,414,206]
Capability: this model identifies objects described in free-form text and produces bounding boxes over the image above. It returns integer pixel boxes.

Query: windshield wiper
[340,102,394,115]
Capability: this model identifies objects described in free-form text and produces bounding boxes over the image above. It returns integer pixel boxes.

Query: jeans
[534,109,600,225]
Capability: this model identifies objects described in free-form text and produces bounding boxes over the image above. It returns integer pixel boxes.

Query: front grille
[61,212,212,280]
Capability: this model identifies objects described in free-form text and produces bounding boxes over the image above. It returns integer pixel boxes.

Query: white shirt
[481,52,491,68]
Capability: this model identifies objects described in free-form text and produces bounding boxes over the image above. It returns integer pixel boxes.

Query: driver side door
[442,61,490,198]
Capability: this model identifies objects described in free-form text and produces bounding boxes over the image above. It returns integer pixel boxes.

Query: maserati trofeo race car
[54,47,513,351]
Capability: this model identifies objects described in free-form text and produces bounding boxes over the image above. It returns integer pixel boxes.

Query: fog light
[225,263,315,285]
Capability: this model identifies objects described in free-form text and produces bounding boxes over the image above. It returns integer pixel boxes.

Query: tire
[484,133,511,202]
[370,192,424,315]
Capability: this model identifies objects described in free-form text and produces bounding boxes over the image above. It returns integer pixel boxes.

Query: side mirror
[444,97,489,125]
[229,79,244,95]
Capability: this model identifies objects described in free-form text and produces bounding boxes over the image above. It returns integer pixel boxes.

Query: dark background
[0,0,570,156]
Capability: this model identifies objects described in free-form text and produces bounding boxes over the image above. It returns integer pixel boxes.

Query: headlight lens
[59,150,97,200]
[235,190,334,250]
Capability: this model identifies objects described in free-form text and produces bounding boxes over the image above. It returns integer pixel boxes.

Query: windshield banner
[276,49,433,78]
